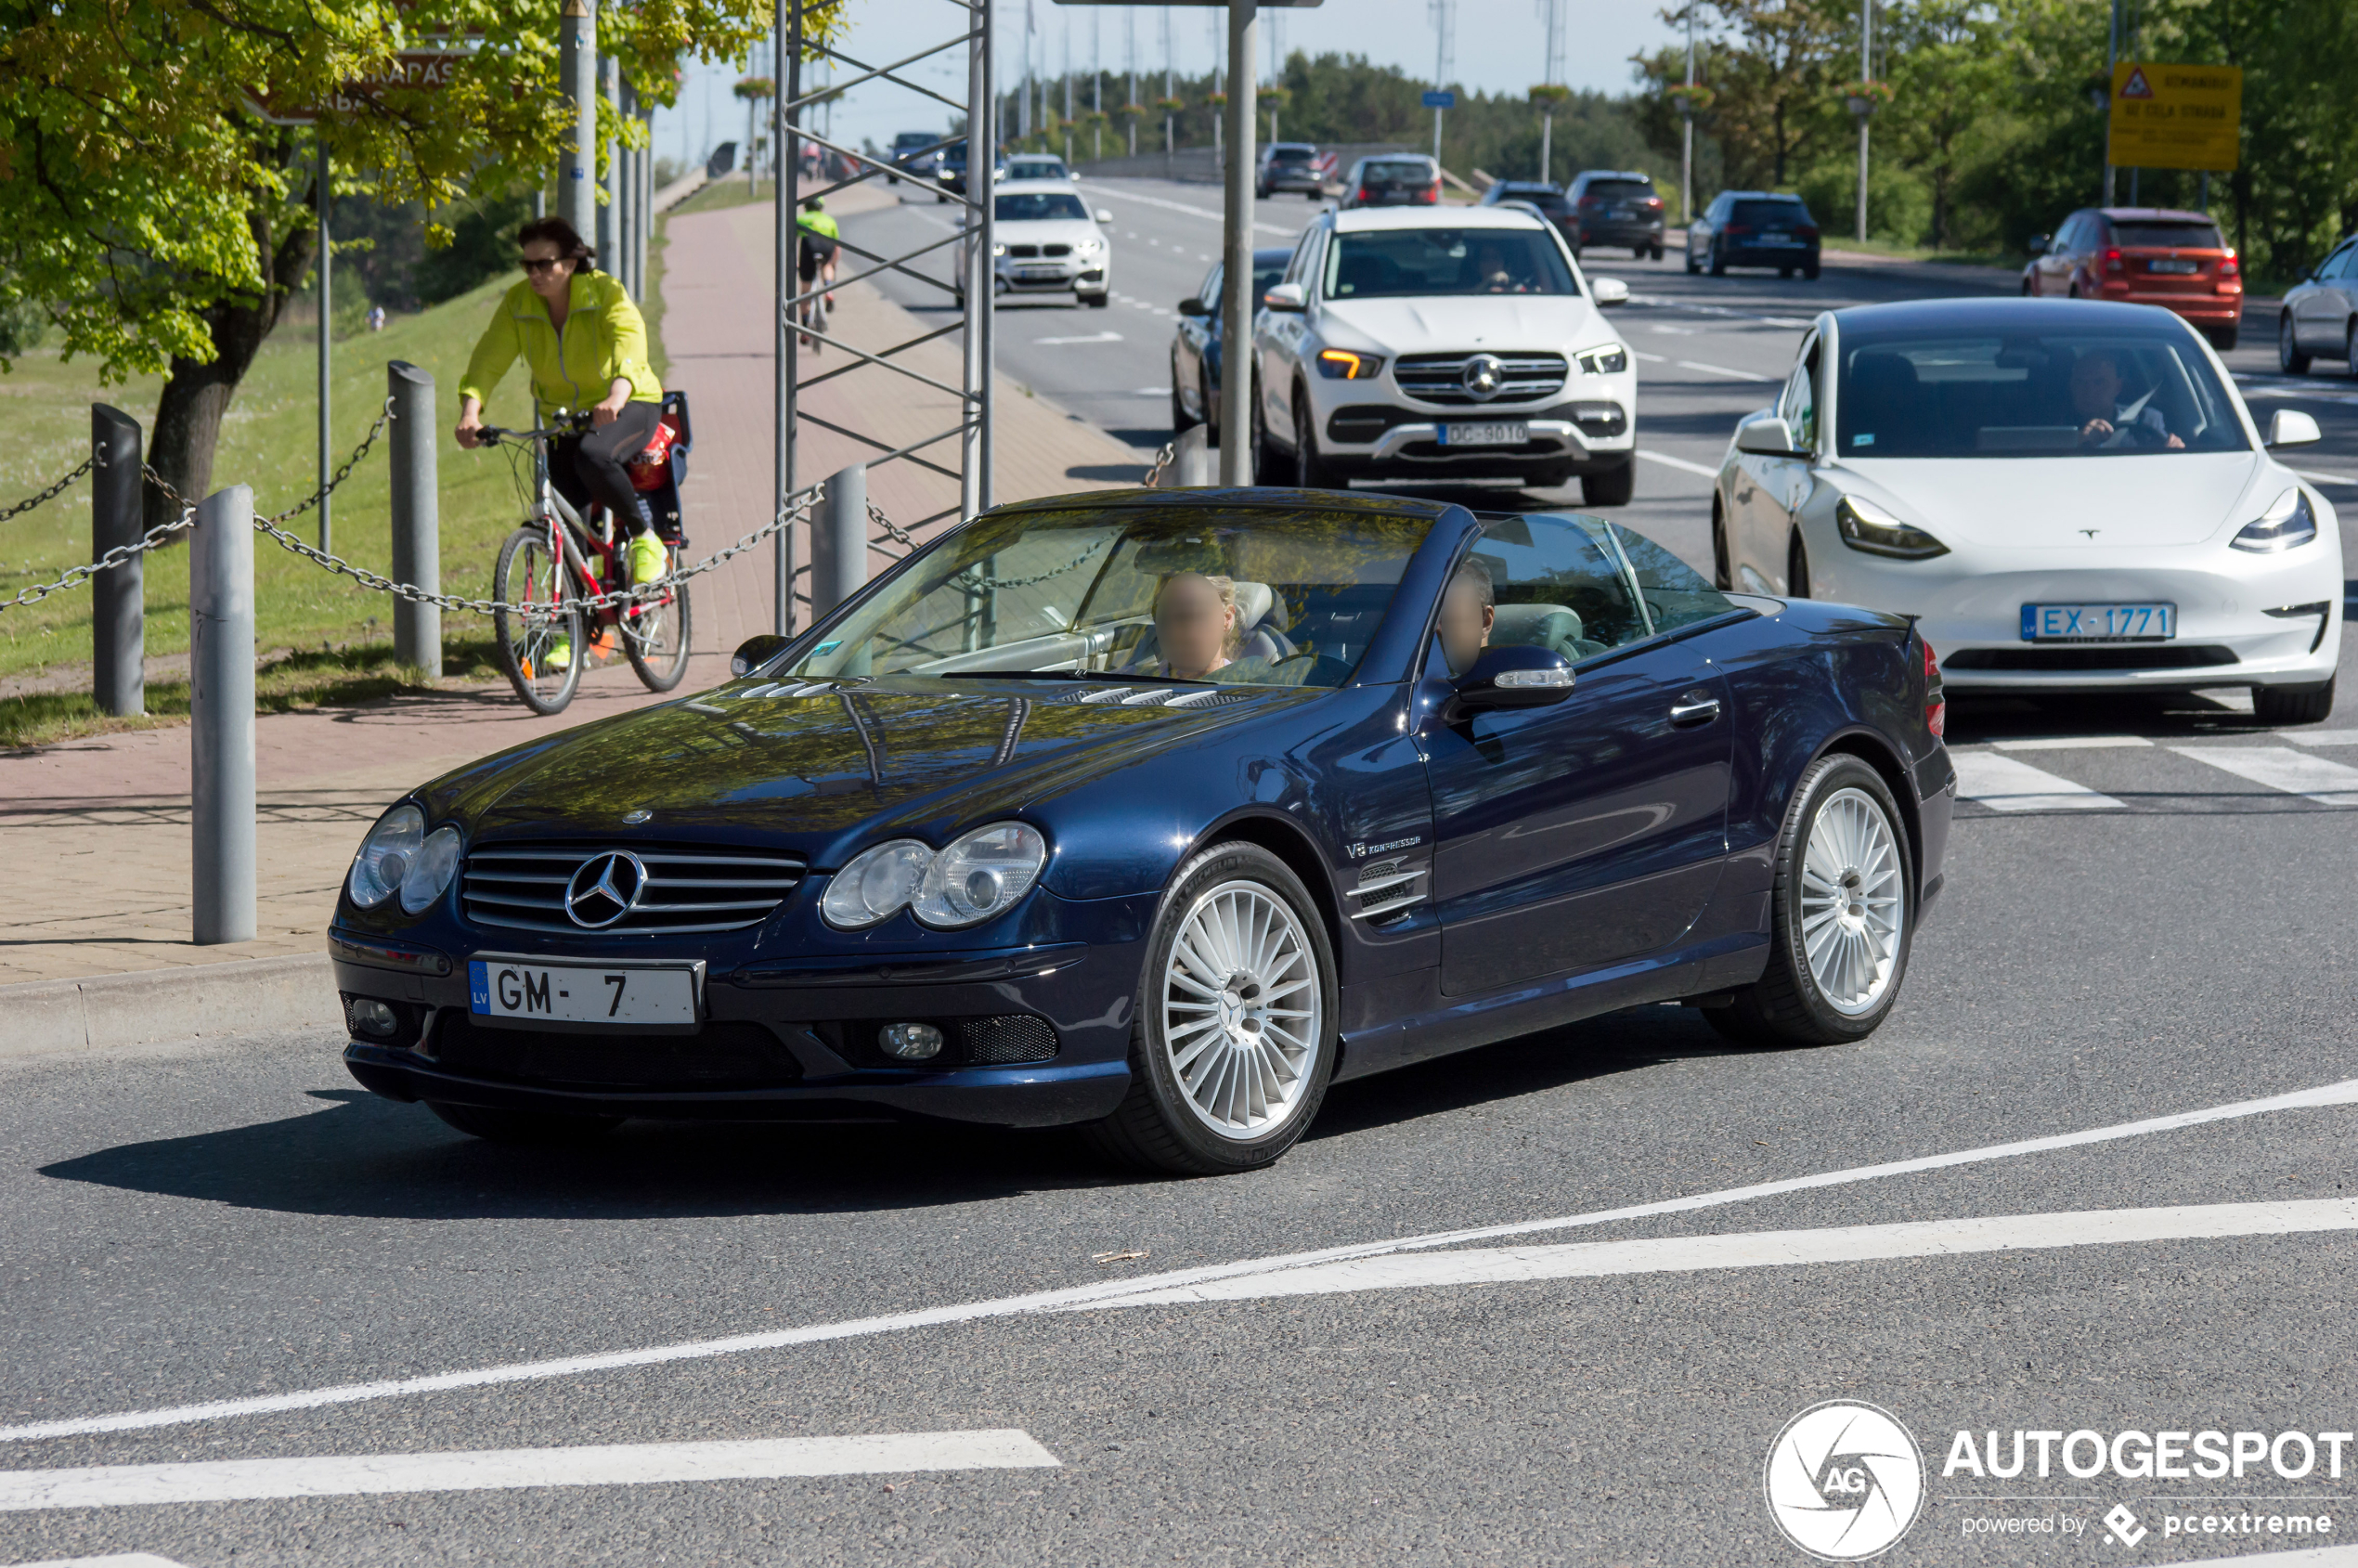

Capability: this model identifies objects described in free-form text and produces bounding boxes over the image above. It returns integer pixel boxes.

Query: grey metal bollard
[810,462,869,618]
[190,485,256,946]
[89,404,145,717]
[1156,424,1212,488]
[386,361,441,676]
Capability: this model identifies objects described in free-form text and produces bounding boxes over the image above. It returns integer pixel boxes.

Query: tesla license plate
[468,960,699,1026]
[2021,602,2177,641]
[1439,421,1529,447]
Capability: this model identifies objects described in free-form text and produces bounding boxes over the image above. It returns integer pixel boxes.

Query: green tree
[1881,0,2015,248]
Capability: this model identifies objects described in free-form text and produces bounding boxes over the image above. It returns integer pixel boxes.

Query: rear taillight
[2104,247,2124,273]
[1723,224,1752,237]
[1797,226,1820,240]
[1924,637,1946,739]
[1417,187,1438,204]
[1357,188,1372,201]
[2220,254,2240,278]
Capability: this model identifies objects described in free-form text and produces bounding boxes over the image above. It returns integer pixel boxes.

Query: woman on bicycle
[796,198,839,346]
[454,217,668,606]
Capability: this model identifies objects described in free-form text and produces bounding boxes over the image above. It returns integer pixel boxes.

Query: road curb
[0,952,339,1060]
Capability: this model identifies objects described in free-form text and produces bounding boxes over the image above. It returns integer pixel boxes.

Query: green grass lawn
[0,256,670,748]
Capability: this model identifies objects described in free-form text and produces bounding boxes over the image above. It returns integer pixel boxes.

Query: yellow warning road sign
[2108,61,2241,172]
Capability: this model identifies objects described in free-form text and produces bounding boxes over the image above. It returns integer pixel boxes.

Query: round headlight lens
[822,838,933,928]
[913,823,1047,928]
[347,805,424,909]
[398,825,463,914]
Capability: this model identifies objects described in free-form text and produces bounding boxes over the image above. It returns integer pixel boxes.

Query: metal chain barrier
[0,492,195,613]
[0,455,96,525]
[262,397,393,526]
[1139,440,1176,488]
[866,498,917,551]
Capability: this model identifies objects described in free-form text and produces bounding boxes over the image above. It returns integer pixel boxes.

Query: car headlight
[1574,342,1628,375]
[348,804,424,910]
[991,242,1006,256]
[1316,348,1385,380]
[821,838,933,929]
[399,826,463,914]
[1075,237,1104,255]
[1835,494,1950,560]
[913,823,1048,929]
[2232,486,2318,552]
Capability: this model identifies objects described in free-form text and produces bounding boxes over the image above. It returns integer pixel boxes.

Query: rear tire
[2209,324,2240,353]
[1581,457,1635,507]
[1802,261,1820,280]
[2280,310,2311,375]
[1704,754,1914,1048]
[622,556,694,693]
[2345,319,2357,377]
[426,1102,624,1145]
[1651,244,1665,262]
[491,525,583,716]
[1709,240,1727,277]
[1082,842,1339,1176]
[2254,677,2336,726]
[1685,247,1702,276]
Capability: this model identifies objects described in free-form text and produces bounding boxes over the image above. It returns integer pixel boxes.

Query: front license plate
[1017,266,1061,280]
[468,959,699,1026]
[1439,421,1529,447]
[2148,258,2198,274]
[2020,602,2177,642]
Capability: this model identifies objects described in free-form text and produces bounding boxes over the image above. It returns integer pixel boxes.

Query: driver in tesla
[2071,347,2184,450]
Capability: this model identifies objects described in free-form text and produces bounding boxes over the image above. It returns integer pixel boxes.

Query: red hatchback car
[2021,206,2245,349]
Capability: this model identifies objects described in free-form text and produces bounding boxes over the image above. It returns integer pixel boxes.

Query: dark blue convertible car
[333,488,1954,1174]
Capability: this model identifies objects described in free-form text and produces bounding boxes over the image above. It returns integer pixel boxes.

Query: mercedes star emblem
[622,808,653,823]
[564,850,649,928]
[1460,353,1506,401]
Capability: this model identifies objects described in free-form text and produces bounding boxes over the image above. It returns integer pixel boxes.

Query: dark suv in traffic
[1567,170,1666,259]
[1686,190,1821,279]
[1256,143,1324,199]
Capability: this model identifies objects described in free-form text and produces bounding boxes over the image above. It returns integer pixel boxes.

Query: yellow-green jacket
[458,270,661,418]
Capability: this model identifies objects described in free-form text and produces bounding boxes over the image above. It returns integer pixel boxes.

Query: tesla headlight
[1574,342,1628,375]
[1835,494,1950,560]
[822,838,933,929]
[398,826,463,914]
[347,804,424,910]
[1316,348,1385,380]
[913,823,1049,929]
[2232,487,2318,552]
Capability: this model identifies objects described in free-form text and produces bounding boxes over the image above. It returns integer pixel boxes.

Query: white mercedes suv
[1248,203,1638,502]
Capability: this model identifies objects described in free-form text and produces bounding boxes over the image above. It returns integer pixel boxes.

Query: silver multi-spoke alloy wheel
[1160,879,1323,1136]
[1799,786,1905,1016]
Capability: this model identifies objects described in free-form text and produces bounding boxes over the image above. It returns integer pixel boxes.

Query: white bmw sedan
[1713,297,2340,723]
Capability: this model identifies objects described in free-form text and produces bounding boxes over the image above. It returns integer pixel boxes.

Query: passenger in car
[1435,559,1496,675]
[2071,348,2184,449]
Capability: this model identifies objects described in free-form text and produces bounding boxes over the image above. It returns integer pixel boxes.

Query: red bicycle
[478,395,695,715]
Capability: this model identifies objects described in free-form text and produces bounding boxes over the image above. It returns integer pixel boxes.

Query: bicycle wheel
[622,551,694,693]
[492,525,583,715]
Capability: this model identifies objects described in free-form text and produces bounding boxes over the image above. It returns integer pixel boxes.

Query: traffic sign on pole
[1421,89,1455,110]
[2107,62,2241,173]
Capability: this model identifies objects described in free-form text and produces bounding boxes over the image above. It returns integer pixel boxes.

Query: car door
[1731,333,1820,587]
[1422,515,1734,996]
[2298,242,2355,352]
[1257,225,1324,448]
[2034,214,2078,296]
[1175,261,1218,419]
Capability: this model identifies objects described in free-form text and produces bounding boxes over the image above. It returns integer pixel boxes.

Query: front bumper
[1312,393,1634,479]
[1261,173,1324,194]
[2092,284,2242,326]
[1576,220,1665,248]
[994,255,1108,295]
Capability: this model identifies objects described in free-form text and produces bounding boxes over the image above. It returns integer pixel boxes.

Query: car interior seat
[1845,352,1924,453]
[1490,602,1601,663]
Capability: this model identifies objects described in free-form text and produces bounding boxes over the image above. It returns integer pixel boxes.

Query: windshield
[1007,159,1065,179]
[894,135,934,152]
[1269,147,1315,164]
[1836,324,2250,458]
[1324,227,1578,299]
[786,503,1435,688]
[2111,220,2223,250]
[996,192,1089,223]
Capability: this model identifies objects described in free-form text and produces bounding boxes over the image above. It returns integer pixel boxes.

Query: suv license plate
[2149,258,2198,274]
[1440,421,1528,447]
[2021,602,2177,642]
[468,959,699,1026]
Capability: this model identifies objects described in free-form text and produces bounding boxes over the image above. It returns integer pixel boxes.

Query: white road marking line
[1032,331,1123,345]
[11,1078,2357,1445]
[1086,183,1296,235]
[2294,469,2358,486]
[0,1432,1060,1513]
[1630,349,1667,363]
[2177,1548,2358,1568]
[2287,729,2358,746]
[1625,292,1815,329]
[1098,1200,2358,1307]
[1636,448,1720,479]
[1643,323,1699,335]
[1990,735,2155,751]
[2170,745,2358,806]
[1133,386,1173,395]
[1677,358,1777,382]
[10,1556,189,1567]
[1950,751,2126,810]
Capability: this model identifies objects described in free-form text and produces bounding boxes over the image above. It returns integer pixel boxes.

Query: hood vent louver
[1046,686,1255,710]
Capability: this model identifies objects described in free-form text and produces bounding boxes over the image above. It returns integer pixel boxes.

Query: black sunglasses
[521,256,566,274]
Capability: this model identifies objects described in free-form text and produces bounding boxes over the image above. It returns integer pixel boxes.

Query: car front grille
[1043,243,1071,257]
[1006,243,1041,258]
[462,842,806,936]
[1943,645,2238,672]
[1394,352,1569,406]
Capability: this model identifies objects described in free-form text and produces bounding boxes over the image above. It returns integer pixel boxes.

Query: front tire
[1705,755,1914,1048]
[2254,677,2336,726]
[1084,843,1339,1176]
[1685,246,1702,276]
[491,525,583,716]
[427,1102,624,1145]
[2280,310,2311,375]
[1709,240,1727,277]
[1581,457,1635,507]
[1293,391,1337,489]
[1250,376,1292,486]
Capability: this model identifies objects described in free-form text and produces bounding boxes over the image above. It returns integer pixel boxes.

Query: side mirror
[1177,296,1210,317]
[1591,277,1629,307]
[1735,415,1807,459]
[1095,209,1114,224]
[730,634,794,679]
[1263,282,1307,313]
[2266,408,2324,448]
[1445,644,1576,721]
[2027,233,2051,256]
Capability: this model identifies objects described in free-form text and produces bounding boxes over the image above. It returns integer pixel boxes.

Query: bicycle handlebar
[476,411,594,447]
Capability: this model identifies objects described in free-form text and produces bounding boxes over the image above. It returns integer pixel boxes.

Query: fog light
[351,998,401,1039]
[880,1022,944,1061]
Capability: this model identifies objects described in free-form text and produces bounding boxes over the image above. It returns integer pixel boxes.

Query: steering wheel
[1261,650,1350,688]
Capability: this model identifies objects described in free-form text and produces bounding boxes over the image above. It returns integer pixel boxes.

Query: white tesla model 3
[1713,297,2339,724]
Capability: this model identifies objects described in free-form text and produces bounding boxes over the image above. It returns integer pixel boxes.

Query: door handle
[1668,693,1722,727]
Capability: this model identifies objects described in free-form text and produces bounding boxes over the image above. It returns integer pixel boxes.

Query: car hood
[996,220,1102,247]
[1830,451,2275,550]
[421,677,1309,861]
[1317,294,1605,354]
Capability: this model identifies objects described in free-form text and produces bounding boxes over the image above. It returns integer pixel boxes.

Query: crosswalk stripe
[1989,735,2153,751]
[2170,745,2358,807]
[2287,729,2358,746]
[1950,751,2125,811]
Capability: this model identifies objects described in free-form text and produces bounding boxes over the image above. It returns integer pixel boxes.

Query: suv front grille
[1394,352,1568,407]
[463,842,806,936]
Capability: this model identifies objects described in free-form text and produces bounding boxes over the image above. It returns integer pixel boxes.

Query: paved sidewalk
[0,181,1143,998]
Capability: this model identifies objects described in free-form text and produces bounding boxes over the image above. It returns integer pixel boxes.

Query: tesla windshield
[1324,228,1578,298]
[995,192,1090,222]
[786,505,1435,688]
[1835,326,2250,458]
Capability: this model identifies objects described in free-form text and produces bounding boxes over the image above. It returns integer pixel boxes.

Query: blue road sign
[1422,90,1456,110]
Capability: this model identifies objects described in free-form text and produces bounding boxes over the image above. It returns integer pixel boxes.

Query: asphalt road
[7,184,2358,1567]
